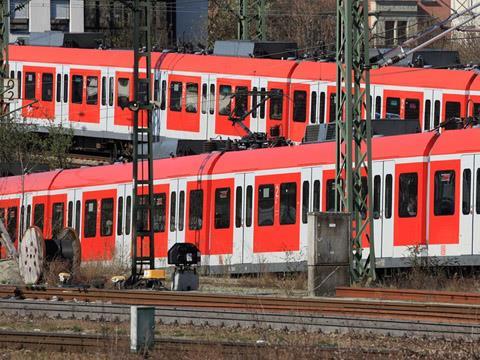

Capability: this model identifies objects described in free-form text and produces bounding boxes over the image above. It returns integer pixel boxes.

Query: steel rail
[2,285,480,325]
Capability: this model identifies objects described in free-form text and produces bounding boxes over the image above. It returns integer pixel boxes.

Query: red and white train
[7,45,480,146]
[0,127,479,272]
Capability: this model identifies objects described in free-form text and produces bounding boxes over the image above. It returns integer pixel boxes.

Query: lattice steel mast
[335,0,375,281]
[0,0,10,118]
[238,0,266,40]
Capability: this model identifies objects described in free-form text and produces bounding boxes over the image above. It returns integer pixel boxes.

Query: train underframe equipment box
[168,243,201,291]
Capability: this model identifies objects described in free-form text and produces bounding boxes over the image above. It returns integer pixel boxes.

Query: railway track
[2,285,480,325]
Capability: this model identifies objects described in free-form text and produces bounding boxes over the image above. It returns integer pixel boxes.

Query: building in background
[9,0,84,41]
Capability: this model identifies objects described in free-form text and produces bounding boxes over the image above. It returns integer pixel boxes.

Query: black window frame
[153,193,166,233]
[293,90,307,122]
[25,72,36,100]
[258,184,274,226]
[67,201,73,228]
[405,98,420,121]
[386,97,400,118]
[319,92,326,123]
[214,187,231,229]
[33,203,45,231]
[445,101,461,120]
[71,74,83,104]
[246,185,253,227]
[63,74,69,103]
[269,89,283,120]
[189,189,203,230]
[218,85,232,116]
[84,199,97,238]
[373,175,381,219]
[170,191,176,232]
[101,76,107,106]
[117,196,124,235]
[463,169,471,215]
[51,202,64,238]
[7,207,17,242]
[75,200,81,235]
[310,91,317,124]
[185,82,199,113]
[375,95,382,119]
[398,173,418,218]
[424,99,431,131]
[86,76,99,105]
[169,81,182,112]
[179,191,185,232]
[41,73,53,102]
[434,170,456,216]
[235,186,242,228]
[434,100,441,128]
[56,73,61,102]
[302,180,309,224]
[234,86,248,118]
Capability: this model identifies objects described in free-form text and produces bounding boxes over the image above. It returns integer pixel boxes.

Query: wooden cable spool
[18,226,45,285]
[55,227,82,276]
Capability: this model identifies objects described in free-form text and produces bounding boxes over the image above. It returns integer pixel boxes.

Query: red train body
[1,128,479,272]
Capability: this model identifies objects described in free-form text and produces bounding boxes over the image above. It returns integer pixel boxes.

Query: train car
[1,127,479,272]
[7,45,480,155]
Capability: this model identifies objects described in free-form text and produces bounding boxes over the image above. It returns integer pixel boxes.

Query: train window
[326,179,336,212]
[260,87,266,119]
[125,196,131,235]
[20,205,24,236]
[310,91,317,124]
[189,189,203,230]
[424,100,431,131]
[302,181,309,224]
[219,85,232,116]
[258,184,274,226]
[117,197,123,235]
[235,186,242,228]
[361,176,368,220]
[201,83,207,114]
[75,200,81,236]
[462,169,471,215]
[473,103,480,118]
[26,204,31,229]
[215,188,231,229]
[108,77,114,106]
[86,76,98,105]
[313,180,321,212]
[34,203,45,231]
[160,80,166,110]
[72,75,83,104]
[100,198,114,236]
[434,100,441,127]
[293,90,307,122]
[280,183,296,225]
[179,191,185,231]
[329,94,336,122]
[25,72,36,100]
[7,207,17,241]
[386,97,400,119]
[101,76,106,106]
[246,185,253,227]
[63,74,68,103]
[56,74,61,102]
[10,70,14,80]
[270,89,283,120]
[373,175,381,219]
[137,195,148,232]
[252,87,258,118]
[477,169,480,214]
[445,101,461,120]
[209,84,215,115]
[185,83,198,113]
[154,79,160,102]
[235,86,248,118]
[42,73,53,102]
[153,193,166,233]
[385,174,393,219]
[118,78,130,106]
[17,71,22,100]
[375,96,382,119]
[67,201,73,228]
[170,192,176,232]
[169,81,182,112]
[319,92,326,123]
[405,98,419,121]
[398,173,418,218]
[51,202,64,238]
[84,200,97,238]
[434,170,455,216]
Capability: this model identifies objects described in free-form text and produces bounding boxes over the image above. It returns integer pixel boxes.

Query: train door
[232,173,255,265]
[423,90,442,131]
[20,192,33,236]
[167,179,187,251]
[22,66,56,120]
[252,77,268,134]
[380,161,395,258]
[309,83,320,124]
[461,154,479,255]
[299,167,323,254]
[100,69,110,132]
[157,70,168,136]
[115,184,131,264]
[54,65,63,125]
[371,161,384,259]
[200,74,210,140]
[371,85,384,119]
[205,75,217,139]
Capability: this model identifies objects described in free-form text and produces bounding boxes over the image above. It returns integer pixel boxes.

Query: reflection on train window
[153,193,166,233]
[25,72,36,100]
[219,85,232,116]
[405,98,419,121]
[326,179,336,212]
[84,200,97,238]
[235,186,242,228]
[445,101,461,120]
[424,100,431,131]
[215,188,231,229]
[477,169,480,214]
[434,100,441,128]
[51,202,64,238]
[293,90,307,122]
[100,198,114,236]
[170,192,176,232]
[313,180,321,211]
[258,184,274,226]
[234,86,248,118]
[310,91,317,124]
[68,201,73,228]
[72,75,83,104]
[34,203,45,231]
[117,196,123,235]
[86,76,98,105]
[201,83,207,114]
[384,174,394,219]
[434,170,455,216]
[75,200,81,235]
[189,190,203,230]
[246,185,253,227]
[398,173,418,218]
[386,97,400,118]
[118,78,130,107]
[179,191,185,231]
[280,182,296,225]
[7,207,17,241]
[56,74,61,102]
[373,175,381,219]
[302,181,309,224]
[169,81,182,112]
[185,83,198,113]
[270,89,283,120]
[463,169,471,215]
